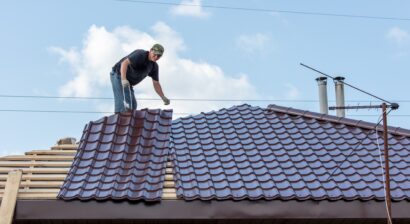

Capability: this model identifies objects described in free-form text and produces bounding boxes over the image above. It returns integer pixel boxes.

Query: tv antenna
[301,63,399,224]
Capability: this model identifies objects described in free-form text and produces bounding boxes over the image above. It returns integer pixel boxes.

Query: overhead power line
[0,94,315,102]
[301,63,393,104]
[0,109,191,115]
[0,95,113,100]
[115,0,410,21]
[1,109,410,117]
[2,94,410,103]
[0,94,308,102]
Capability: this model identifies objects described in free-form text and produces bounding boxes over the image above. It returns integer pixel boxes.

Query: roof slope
[58,109,173,201]
[171,104,410,201]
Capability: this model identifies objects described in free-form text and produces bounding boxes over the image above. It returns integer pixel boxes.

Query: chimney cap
[315,77,327,81]
[334,76,345,81]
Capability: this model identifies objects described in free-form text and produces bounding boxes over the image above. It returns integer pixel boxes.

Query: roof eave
[16,199,410,220]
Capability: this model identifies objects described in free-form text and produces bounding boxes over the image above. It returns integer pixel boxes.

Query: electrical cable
[327,110,393,180]
[2,94,410,103]
[300,63,393,105]
[0,109,192,115]
[0,94,322,102]
[1,109,409,117]
[115,0,410,21]
[326,108,394,223]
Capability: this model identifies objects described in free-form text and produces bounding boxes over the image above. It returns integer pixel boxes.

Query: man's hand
[121,79,130,87]
[161,96,170,105]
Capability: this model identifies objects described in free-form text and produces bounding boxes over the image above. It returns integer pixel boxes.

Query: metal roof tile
[58,109,172,201]
[172,104,410,201]
[275,181,292,190]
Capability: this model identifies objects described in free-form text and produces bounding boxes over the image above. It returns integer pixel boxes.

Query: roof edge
[15,200,410,220]
[267,104,410,137]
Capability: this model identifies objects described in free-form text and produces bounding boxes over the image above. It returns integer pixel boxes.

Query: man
[110,44,170,113]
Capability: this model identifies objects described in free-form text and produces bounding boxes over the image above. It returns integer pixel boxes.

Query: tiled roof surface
[58,109,173,201]
[171,104,410,201]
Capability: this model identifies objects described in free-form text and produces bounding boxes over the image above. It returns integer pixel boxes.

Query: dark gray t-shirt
[112,50,159,85]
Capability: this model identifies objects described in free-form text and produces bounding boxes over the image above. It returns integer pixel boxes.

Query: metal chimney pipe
[334,76,345,117]
[315,77,328,114]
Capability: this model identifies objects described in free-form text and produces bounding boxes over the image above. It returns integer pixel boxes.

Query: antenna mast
[301,63,399,224]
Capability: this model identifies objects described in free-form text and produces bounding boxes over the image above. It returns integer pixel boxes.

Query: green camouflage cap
[151,44,164,56]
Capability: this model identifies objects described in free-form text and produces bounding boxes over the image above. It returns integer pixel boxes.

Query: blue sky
[1,0,410,155]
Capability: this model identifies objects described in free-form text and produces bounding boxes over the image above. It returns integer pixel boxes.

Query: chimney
[57,137,76,145]
[334,76,345,117]
[315,77,328,114]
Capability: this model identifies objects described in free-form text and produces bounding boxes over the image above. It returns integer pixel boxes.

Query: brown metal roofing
[171,104,410,201]
[3,104,410,223]
[58,109,173,201]
[14,200,410,223]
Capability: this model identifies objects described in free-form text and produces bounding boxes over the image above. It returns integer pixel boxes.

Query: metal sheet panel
[58,109,173,201]
[171,104,410,201]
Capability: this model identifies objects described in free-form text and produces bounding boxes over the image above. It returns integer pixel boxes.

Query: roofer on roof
[110,44,170,113]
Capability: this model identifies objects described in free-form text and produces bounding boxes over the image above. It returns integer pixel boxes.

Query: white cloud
[235,33,272,56]
[51,22,259,117]
[170,0,210,18]
[387,27,410,45]
[49,47,80,66]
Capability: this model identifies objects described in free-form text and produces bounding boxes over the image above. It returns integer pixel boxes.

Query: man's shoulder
[129,49,148,56]
[127,49,149,64]
[136,49,148,53]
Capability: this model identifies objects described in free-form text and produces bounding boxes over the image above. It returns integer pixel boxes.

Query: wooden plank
[51,145,78,150]
[25,150,76,155]
[0,170,22,224]
[164,181,175,188]
[5,192,179,200]
[0,189,60,194]
[0,181,63,188]
[0,174,67,181]
[11,192,176,200]
[0,192,58,200]
[16,193,58,200]
[162,188,176,194]
[0,161,72,167]
[162,193,178,200]
[17,193,57,200]
[0,168,69,174]
[20,181,63,187]
[19,189,60,193]
[0,155,74,161]
[165,174,173,181]
[6,193,179,200]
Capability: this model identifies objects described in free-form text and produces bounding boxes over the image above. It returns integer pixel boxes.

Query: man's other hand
[121,79,130,87]
[162,96,170,105]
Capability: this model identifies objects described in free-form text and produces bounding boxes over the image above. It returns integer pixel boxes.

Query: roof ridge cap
[267,104,410,137]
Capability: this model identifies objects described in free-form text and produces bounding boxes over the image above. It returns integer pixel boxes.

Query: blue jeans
[110,71,137,112]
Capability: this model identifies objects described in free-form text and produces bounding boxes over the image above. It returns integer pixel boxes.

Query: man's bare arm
[120,58,131,81]
[153,80,170,105]
[153,80,165,98]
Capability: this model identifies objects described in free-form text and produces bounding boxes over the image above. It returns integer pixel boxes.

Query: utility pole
[382,103,392,224]
[330,103,397,224]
